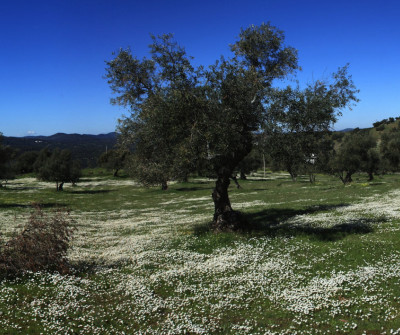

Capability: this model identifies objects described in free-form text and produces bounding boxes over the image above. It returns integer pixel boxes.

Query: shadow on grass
[175,187,210,192]
[194,203,377,241]
[0,202,68,209]
[68,190,112,195]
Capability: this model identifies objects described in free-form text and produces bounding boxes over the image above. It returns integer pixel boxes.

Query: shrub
[0,206,75,278]
[376,124,385,131]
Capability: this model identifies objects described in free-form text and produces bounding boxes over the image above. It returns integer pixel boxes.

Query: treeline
[2,132,117,168]
[0,134,81,191]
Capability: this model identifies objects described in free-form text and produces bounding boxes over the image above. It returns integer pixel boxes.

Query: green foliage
[0,133,16,186]
[34,148,81,190]
[264,69,358,181]
[106,23,300,228]
[235,147,263,179]
[380,130,400,172]
[98,149,129,177]
[15,151,39,174]
[331,131,378,183]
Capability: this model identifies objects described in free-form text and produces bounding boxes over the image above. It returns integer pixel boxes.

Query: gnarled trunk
[211,174,244,231]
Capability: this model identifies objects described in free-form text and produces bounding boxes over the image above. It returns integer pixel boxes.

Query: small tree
[0,133,16,187]
[235,147,263,180]
[98,149,129,177]
[35,148,81,191]
[380,129,400,172]
[15,151,39,174]
[265,71,358,182]
[331,131,377,184]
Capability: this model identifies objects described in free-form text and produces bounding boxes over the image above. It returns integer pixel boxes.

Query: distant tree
[331,131,377,183]
[265,69,358,182]
[235,147,263,180]
[0,133,16,187]
[98,149,129,177]
[380,130,400,172]
[35,148,81,191]
[15,151,39,174]
[363,147,380,181]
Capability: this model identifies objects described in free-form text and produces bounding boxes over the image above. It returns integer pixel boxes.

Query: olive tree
[106,23,357,231]
[106,23,300,230]
[0,133,16,187]
[331,130,377,184]
[265,68,359,182]
[35,148,81,191]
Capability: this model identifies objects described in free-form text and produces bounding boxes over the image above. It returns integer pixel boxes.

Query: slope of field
[1,172,400,334]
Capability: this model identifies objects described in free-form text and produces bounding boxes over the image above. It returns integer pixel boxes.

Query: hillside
[3,132,117,168]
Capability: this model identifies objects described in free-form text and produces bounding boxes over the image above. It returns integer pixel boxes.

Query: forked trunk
[339,171,353,184]
[211,174,244,231]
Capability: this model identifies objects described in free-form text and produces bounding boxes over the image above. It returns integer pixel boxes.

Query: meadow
[1,171,400,334]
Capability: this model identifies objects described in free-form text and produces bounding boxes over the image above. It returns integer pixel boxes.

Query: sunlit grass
[1,171,400,334]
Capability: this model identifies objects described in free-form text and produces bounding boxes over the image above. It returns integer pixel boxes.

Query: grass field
[1,171,400,334]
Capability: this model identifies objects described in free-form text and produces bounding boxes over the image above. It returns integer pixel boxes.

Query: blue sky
[1,0,399,136]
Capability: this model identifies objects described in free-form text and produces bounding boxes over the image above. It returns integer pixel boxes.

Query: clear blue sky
[1,0,399,136]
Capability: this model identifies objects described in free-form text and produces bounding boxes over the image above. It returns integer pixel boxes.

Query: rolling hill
[2,132,117,168]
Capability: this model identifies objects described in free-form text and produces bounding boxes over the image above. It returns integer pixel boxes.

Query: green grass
[1,171,400,334]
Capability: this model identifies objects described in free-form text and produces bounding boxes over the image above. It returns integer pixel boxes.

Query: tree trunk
[211,174,244,232]
[263,154,266,179]
[368,172,374,181]
[309,173,315,183]
[58,182,64,191]
[240,170,247,180]
[339,171,353,184]
[161,181,168,190]
[113,169,119,177]
[231,175,241,189]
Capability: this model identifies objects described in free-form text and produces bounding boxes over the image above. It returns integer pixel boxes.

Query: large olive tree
[105,24,357,231]
[106,23,300,230]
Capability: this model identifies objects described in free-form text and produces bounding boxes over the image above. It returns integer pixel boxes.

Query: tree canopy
[0,133,16,187]
[34,148,81,191]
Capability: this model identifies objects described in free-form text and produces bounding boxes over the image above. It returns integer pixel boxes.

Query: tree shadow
[175,187,210,192]
[194,203,377,241]
[68,190,112,195]
[0,202,67,209]
[243,204,377,241]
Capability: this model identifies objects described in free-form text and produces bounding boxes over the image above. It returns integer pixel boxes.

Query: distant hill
[338,128,354,132]
[3,132,118,168]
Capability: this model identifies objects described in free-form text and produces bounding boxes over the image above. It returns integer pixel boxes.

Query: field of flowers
[1,172,400,334]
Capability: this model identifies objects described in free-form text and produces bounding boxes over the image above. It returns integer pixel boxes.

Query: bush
[0,207,75,278]
[376,124,385,131]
